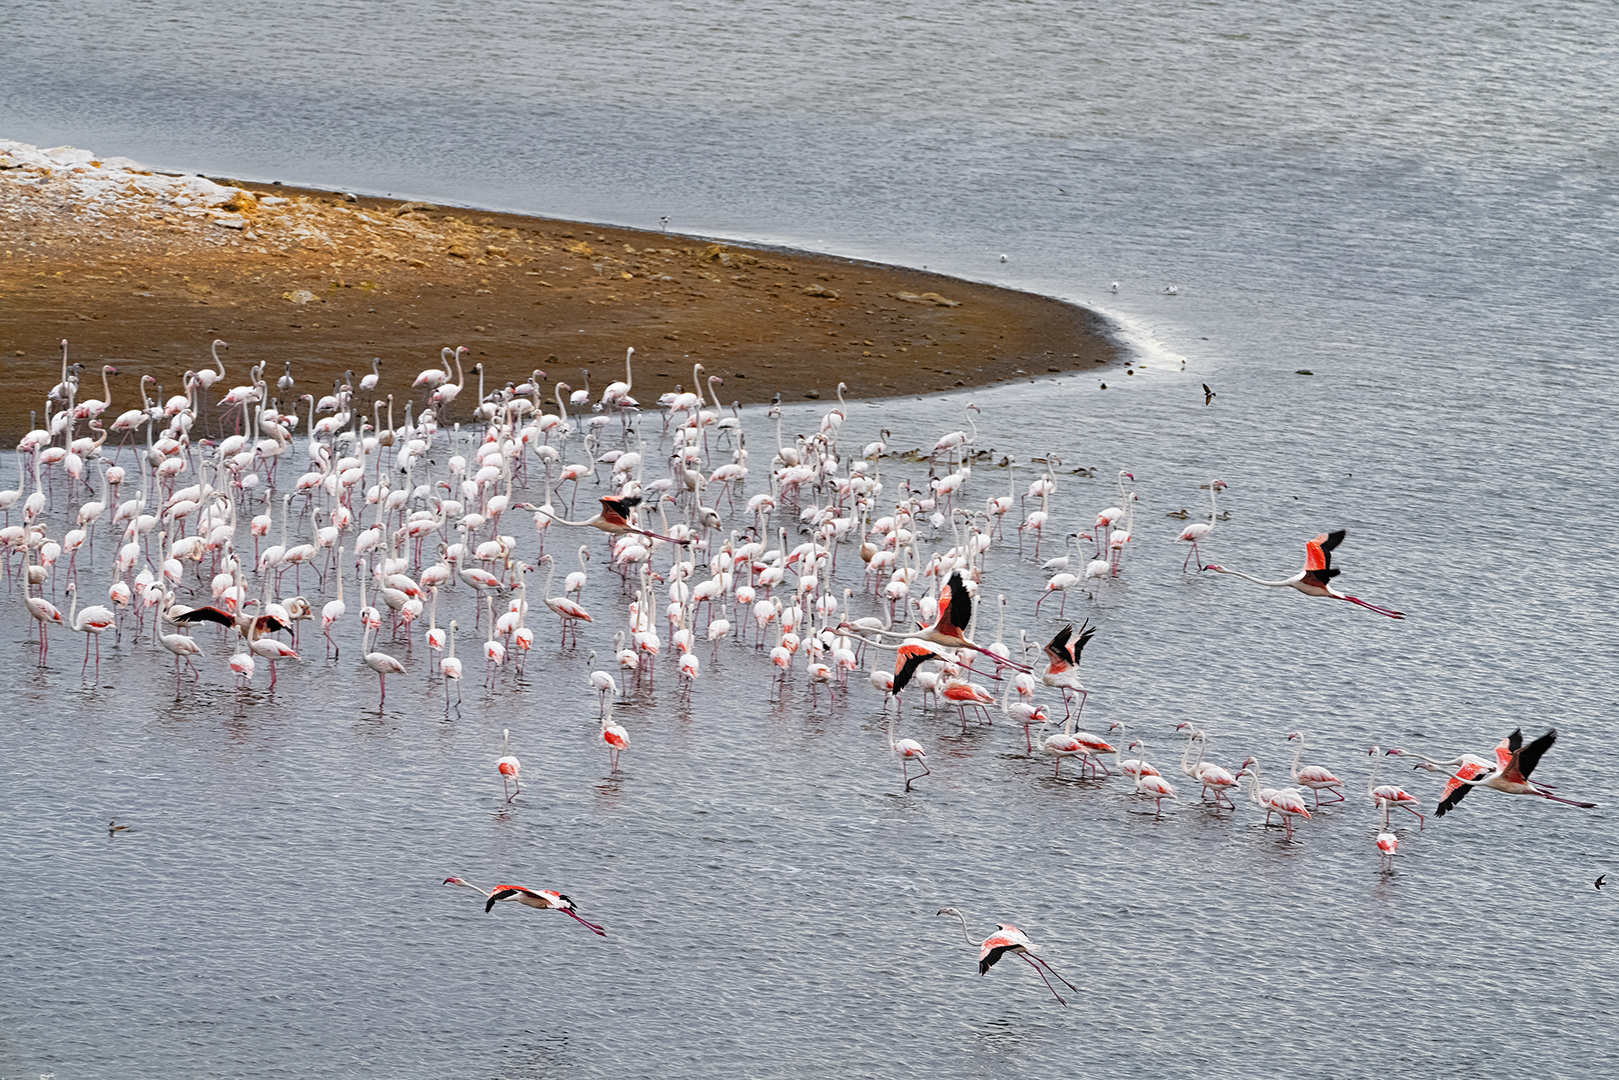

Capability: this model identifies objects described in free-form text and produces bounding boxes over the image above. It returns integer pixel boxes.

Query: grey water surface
[3,2,1618,1078]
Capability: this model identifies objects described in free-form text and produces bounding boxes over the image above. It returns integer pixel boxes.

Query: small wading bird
[442,877,606,935]
[936,907,1077,1006]
[1390,729,1596,816]
[1204,529,1406,619]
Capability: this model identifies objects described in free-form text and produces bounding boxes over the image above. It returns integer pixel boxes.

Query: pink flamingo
[1204,529,1405,618]
[442,877,605,936]
[936,907,1077,1006]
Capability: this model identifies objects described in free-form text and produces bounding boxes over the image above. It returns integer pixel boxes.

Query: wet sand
[1,165,1119,441]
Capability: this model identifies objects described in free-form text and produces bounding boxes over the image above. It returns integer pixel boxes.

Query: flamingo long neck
[1367,749,1383,795]
[944,909,982,948]
[707,376,724,412]
[1289,739,1306,781]
[1206,482,1220,528]
[623,347,634,393]
[447,622,457,659]
[1214,566,1298,588]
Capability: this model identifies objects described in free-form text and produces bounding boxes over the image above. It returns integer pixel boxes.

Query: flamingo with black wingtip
[936,907,1077,1006]
[1040,621,1096,720]
[1391,729,1596,816]
[442,877,606,935]
[842,572,1032,673]
[526,494,690,544]
[1204,529,1405,618]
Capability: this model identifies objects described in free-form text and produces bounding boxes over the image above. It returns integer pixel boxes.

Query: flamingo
[1040,709,1116,780]
[65,583,116,678]
[936,908,1077,1006]
[1377,830,1398,870]
[442,877,606,935]
[538,554,592,645]
[1128,740,1177,816]
[321,547,347,657]
[158,624,204,692]
[442,619,464,705]
[1175,479,1226,571]
[586,652,618,715]
[1040,621,1096,719]
[601,699,629,772]
[360,623,406,705]
[25,587,65,663]
[1174,725,1241,808]
[530,494,691,546]
[1390,730,1596,815]
[496,728,521,801]
[1366,747,1425,829]
[887,711,930,791]
[1282,731,1346,805]
[843,572,1031,673]
[1204,530,1406,619]
[1237,758,1312,840]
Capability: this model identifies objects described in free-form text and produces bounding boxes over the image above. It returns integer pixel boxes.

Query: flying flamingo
[1040,621,1096,719]
[1204,529,1406,619]
[496,728,521,801]
[936,908,1077,1006]
[442,877,606,935]
[1286,731,1346,806]
[843,572,1031,673]
[1175,479,1226,571]
[528,494,691,545]
[1366,747,1424,829]
[1390,730,1596,815]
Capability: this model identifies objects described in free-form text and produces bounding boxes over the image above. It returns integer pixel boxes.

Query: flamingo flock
[6,337,1598,1005]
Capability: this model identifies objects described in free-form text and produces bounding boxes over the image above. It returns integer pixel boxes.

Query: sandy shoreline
[0,141,1120,441]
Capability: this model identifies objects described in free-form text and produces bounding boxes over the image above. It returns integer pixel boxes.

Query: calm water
[4,2,1618,1078]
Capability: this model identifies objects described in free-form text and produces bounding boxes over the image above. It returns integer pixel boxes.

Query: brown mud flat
[0,175,1119,441]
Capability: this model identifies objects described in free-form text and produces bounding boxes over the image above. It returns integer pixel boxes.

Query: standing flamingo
[1204,530,1405,618]
[936,908,1077,1006]
[1238,758,1312,840]
[888,712,930,791]
[1175,479,1226,571]
[360,623,405,705]
[1366,747,1424,829]
[496,728,521,801]
[601,699,629,773]
[538,554,592,645]
[442,619,464,705]
[1286,731,1346,806]
[66,583,116,678]
[442,877,606,935]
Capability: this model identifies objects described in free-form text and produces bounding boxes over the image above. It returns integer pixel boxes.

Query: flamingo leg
[1343,595,1406,619]
[1017,953,1068,1006]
